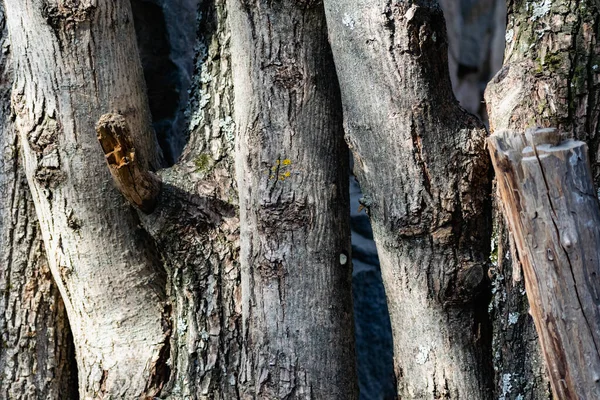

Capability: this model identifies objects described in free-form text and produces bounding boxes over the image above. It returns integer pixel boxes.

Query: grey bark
[323,1,493,398]
[489,128,600,399]
[485,0,600,398]
[4,1,170,397]
[227,1,357,398]
[143,0,244,397]
[0,5,77,398]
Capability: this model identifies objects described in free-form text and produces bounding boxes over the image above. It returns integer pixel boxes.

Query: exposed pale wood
[323,0,493,397]
[96,113,161,213]
[484,2,600,396]
[489,127,600,399]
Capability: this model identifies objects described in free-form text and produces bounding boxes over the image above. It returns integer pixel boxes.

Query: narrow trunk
[4,1,169,397]
[324,1,494,398]
[485,1,600,397]
[0,5,77,398]
[227,1,357,398]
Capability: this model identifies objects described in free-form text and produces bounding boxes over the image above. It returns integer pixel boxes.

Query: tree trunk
[4,1,171,397]
[0,5,77,397]
[485,1,600,398]
[141,0,244,397]
[227,1,357,398]
[489,128,600,399]
[323,1,494,398]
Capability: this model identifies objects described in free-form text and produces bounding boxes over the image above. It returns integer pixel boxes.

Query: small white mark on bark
[530,0,551,21]
[415,345,430,365]
[505,28,514,44]
[508,312,519,325]
[342,14,355,29]
[499,373,512,400]
[339,253,348,265]
[593,65,599,71]
[404,5,418,22]
[219,116,235,142]
[177,319,187,335]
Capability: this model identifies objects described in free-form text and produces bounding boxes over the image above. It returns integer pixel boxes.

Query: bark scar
[96,113,161,213]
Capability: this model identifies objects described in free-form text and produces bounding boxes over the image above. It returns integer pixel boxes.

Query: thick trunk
[485,1,600,398]
[227,1,356,398]
[489,128,600,399]
[324,1,494,398]
[4,1,169,397]
[0,6,77,396]
[139,0,244,397]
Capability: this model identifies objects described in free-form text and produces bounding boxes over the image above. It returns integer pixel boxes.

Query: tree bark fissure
[228,1,357,398]
[488,128,600,399]
[485,1,600,398]
[0,4,78,398]
[5,1,170,397]
[324,1,493,398]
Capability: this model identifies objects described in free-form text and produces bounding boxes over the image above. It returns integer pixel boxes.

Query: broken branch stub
[96,113,161,213]
[488,127,600,399]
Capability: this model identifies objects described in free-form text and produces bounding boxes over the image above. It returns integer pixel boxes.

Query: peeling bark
[324,1,493,398]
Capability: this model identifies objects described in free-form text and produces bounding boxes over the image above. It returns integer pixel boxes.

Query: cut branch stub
[96,113,161,213]
[488,127,600,399]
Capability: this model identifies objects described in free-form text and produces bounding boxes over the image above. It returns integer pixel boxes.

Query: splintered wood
[96,113,161,213]
[488,128,600,399]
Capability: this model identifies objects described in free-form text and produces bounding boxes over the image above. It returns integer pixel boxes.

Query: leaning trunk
[4,1,169,397]
[0,5,77,397]
[324,1,494,398]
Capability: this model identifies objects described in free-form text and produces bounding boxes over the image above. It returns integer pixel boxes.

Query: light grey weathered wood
[489,128,600,399]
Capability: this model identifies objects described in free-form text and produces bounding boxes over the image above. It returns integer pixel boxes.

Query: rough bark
[4,1,170,397]
[227,1,357,398]
[485,1,600,398]
[0,5,77,398]
[323,1,494,398]
[489,128,600,399]
[140,0,244,397]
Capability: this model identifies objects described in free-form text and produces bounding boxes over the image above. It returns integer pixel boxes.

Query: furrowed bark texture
[324,1,493,398]
[4,1,169,397]
[137,1,244,397]
[228,1,357,398]
[489,128,600,399]
[0,6,77,398]
[485,1,600,397]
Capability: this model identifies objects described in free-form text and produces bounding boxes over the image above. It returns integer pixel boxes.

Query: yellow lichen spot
[269,175,275,179]
[283,171,291,178]
[282,159,291,165]
[279,175,285,181]
[275,159,280,165]
[271,165,278,171]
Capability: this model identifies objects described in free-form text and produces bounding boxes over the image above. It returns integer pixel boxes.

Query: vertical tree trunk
[489,128,600,399]
[227,1,357,398]
[324,1,494,398]
[0,5,77,397]
[4,1,169,397]
[485,1,600,398]
[140,0,244,397]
